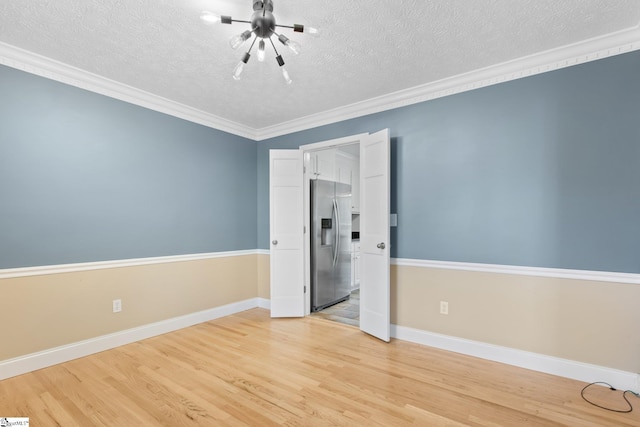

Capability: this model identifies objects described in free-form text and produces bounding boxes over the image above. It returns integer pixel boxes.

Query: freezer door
[311,180,337,310]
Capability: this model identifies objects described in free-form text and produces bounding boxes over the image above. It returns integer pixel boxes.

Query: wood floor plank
[1,308,638,426]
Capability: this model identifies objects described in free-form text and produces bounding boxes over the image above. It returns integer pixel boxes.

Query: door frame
[300,134,368,315]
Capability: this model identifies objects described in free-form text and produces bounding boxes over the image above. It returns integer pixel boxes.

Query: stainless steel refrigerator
[310,179,352,312]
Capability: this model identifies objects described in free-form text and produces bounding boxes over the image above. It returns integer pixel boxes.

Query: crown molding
[2,23,639,142]
[254,24,640,140]
[0,42,258,140]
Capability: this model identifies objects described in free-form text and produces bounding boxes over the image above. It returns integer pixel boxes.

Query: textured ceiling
[1,0,639,132]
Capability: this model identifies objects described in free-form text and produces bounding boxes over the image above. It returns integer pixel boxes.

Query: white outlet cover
[440,301,449,315]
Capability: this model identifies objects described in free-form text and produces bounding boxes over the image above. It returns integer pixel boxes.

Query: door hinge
[304,226,306,233]
[303,165,306,174]
[304,286,307,293]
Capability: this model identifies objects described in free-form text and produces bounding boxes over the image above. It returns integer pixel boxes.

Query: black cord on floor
[580,381,640,413]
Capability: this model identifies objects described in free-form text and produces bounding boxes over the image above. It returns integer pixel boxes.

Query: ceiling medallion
[201,0,318,84]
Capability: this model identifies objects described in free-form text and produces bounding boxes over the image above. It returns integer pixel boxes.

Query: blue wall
[3,49,639,274]
[0,65,257,268]
[258,50,640,274]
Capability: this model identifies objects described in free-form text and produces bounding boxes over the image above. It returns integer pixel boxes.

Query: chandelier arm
[268,36,281,56]
[276,24,305,33]
[230,19,252,24]
[247,36,258,53]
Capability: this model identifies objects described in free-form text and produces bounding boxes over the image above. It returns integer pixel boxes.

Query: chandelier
[201,0,317,84]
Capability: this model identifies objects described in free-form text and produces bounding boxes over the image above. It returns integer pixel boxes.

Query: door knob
[377,242,386,249]
[272,240,278,245]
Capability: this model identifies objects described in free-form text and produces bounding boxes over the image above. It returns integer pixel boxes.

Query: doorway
[305,142,361,327]
[269,129,391,342]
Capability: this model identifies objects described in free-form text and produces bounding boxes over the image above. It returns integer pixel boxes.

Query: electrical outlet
[112,299,122,313]
[440,301,449,315]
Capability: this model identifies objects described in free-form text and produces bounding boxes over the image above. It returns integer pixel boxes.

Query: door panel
[359,129,391,342]
[270,150,304,317]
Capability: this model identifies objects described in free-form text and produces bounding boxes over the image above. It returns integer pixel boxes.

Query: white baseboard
[391,324,639,393]
[0,298,260,380]
[257,298,271,309]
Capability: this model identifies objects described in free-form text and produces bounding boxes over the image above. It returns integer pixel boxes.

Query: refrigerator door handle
[336,197,342,265]
[332,197,339,266]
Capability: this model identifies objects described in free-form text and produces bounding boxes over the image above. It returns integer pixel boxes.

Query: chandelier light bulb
[257,40,266,62]
[306,26,319,35]
[281,67,292,85]
[278,34,301,55]
[233,52,251,81]
[286,39,301,55]
[200,11,221,24]
[276,55,292,84]
[230,30,252,49]
[232,62,245,80]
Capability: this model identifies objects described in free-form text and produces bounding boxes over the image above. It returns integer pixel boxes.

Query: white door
[269,150,305,317]
[359,129,391,341]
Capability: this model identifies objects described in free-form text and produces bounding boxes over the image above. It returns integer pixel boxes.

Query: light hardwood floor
[1,308,638,426]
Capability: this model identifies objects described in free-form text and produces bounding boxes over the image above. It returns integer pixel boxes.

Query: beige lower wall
[257,253,271,299]
[5,253,638,375]
[392,265,640,373]
[0,254,258,361]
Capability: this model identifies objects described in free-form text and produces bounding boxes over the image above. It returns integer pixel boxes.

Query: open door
[359,129,391,341]
[269,150,305,317]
